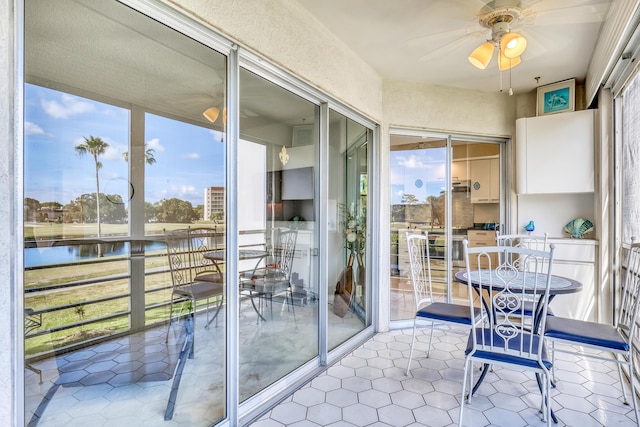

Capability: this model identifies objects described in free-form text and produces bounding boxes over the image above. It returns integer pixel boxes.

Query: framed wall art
[536,78,575,116]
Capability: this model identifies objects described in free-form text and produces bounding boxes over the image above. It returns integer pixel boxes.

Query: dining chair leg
[615,355,629,405]
[205,297,223,328]
[629,356,640,425]
[427,322,435,358]
[165,297,175,343]
[544,373,551,426]
[405,319,418,376]
[550,341,557,382]
[458,357,471,427]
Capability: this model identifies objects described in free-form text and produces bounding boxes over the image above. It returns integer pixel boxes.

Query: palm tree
[75,135,108,256]
[122,144,157,166]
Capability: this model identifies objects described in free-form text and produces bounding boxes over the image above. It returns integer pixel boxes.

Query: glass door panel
[24,0,228,424]
[327,110,371,350]
[238,68,319,400]
[390,135,448,320]
[390,134,503,320]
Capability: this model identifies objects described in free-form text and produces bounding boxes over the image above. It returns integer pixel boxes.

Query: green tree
[194,204,204,221]
[144,201,157,223]
[75,136,109,255]
[154,198,197,223]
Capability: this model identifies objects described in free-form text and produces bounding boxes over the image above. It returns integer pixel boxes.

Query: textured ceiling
[296,0,613,94]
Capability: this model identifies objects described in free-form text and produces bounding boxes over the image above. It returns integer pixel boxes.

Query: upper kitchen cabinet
[451,160,469,182]
[470,158,499,203]
[516,109,595,194]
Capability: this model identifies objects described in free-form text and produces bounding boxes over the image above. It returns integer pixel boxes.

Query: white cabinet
[547,238,597,321]
[470,158,499,203]
[516,109,595,194]
[451,160,468,182]
[467,230,497,268]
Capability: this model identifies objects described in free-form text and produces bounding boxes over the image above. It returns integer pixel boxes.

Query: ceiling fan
[467,0,528,71]
[408,0,610,67]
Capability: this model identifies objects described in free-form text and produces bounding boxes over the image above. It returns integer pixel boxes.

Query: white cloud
[25,121,45,136]
[184,153,200,160]
[103,145,122,161]
[396,154,426,168]
[146,138,165,152]
[41,94,95,119]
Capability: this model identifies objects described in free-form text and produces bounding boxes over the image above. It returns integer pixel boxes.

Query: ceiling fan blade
[522,1,610,26]
[418,36,481,63]
[407,26,484,47]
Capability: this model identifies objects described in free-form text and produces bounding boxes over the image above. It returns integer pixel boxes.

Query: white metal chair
[405,231,482,376]
[460,241,556,426]
[496,233,552,324]
[164,228,224,351]
[544,240,640,425]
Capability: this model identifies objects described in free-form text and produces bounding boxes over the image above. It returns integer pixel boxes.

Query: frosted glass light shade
[498,52,521,70]
[501,32,527,59]
[468,41,495,69]
[203,106,220,123]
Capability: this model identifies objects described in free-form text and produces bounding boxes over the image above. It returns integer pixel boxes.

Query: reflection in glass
[24,0,227,424]
[238,68,319,400]
[328,110,371,350]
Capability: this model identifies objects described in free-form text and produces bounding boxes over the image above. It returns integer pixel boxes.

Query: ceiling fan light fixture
[468,41,495,69]
[500,32,527,58]
[498,52,521,71]
[203,106,221,123]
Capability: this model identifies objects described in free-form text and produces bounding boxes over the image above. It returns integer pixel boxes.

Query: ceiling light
[468,1,527,94]
[498,52,521,71]
[203,107,220,123]
[501,32,527,58]
[468,41,495,70]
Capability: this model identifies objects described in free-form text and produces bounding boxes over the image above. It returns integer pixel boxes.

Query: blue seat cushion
[417,303,480,326]
[544,316,628,352]
[465,328,552,370]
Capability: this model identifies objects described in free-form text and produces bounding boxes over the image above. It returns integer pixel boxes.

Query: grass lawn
[23,221,225,356]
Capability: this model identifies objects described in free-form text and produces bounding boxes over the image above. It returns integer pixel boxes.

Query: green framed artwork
[536,78,575,116]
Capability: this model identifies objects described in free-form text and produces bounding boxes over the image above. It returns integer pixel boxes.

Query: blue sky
[25,84,225,207]
[390,148,447,204]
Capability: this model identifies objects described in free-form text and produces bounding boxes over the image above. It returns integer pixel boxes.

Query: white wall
[382,80,517,137]
[168,0,384,122]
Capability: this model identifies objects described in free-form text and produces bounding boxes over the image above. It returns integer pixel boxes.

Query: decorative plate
[564,218,593,239]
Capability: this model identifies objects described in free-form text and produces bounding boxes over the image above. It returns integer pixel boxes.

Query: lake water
[24,240,167,268]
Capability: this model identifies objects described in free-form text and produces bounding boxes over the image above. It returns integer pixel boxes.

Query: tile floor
[24,296,366,426]
[252,324,639,427]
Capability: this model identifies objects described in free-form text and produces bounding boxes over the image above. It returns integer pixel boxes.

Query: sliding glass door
[389,132,504,321]
[237,67,320,400]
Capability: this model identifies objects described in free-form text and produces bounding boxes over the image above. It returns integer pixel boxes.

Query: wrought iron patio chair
[496,233,553,325]
[460,241,556,426]
[188,226,224,284]
[405,231,483,376]
[245,228,298,321]
[164,228,224,352]
[544,240,640,425]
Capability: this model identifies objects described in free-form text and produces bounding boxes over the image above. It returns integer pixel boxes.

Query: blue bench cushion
[417,303,480,326]
[544,316,628,352]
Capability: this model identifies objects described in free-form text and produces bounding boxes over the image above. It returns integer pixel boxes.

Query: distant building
[204,186,225,221]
